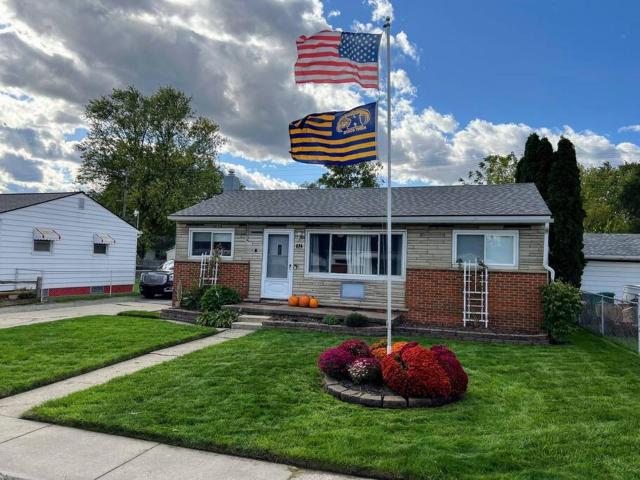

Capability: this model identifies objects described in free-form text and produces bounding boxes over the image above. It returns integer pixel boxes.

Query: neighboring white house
[0,192,139,297]
[582,233,640,299]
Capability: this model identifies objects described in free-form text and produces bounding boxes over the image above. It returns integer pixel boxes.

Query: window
[453,231,518,267]
[33,239,52,253]
[307,231,405,278]
[189,229,234,259]
[93,243,108,255]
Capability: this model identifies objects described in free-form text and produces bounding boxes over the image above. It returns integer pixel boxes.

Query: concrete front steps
[231,314,270,331]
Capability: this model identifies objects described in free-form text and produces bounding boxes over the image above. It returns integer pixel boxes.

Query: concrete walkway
[0,416,364,480]
[0,298,169,329]
[0,329,249,418]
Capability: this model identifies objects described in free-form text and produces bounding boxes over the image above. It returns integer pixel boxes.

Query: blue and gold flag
[289,102,377,166]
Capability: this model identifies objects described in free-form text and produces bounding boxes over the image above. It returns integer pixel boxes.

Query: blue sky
[219,0,639,186]
[1,0,638,191]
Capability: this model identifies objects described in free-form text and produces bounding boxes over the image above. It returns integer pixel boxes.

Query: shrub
[197,309,238,328]
[180,285,208,310]
[338,339,371,358]
[344,312,368,328]
[322,314,340,325]
[540,281,582,343]
[381,345,452,399]
[348,357,382,385]
[318,347,354,379]
[200,285,242,312]
[431,345,468,397]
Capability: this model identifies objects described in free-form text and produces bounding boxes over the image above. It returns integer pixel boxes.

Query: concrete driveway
[0,297,170,329]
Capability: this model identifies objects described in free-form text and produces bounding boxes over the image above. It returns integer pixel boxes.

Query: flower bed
[318,338,468,408]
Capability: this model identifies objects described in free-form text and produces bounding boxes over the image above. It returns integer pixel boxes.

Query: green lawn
[0,315,213,398]
[27,329,640,480]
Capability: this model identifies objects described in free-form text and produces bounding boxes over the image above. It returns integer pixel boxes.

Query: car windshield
[161,260,174,272]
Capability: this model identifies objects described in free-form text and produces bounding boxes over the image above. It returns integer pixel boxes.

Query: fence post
[35,276,42,303]
[600,296,605,336]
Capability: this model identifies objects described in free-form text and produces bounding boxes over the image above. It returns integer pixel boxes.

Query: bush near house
[197,309,239,328]
[541,281,583,343]
[344,312,368,327]
[200,285,242,312]
[180,286,209,311]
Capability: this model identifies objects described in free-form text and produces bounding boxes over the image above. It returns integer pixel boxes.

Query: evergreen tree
[534,137,554,201]
[515,133,540,183]
[547,137,585,287]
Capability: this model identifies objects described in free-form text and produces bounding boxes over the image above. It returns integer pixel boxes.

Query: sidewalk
[0,298,169,329]
[0,416,364,480]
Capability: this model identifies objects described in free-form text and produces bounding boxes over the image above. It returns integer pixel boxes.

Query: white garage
[582,234,640,299]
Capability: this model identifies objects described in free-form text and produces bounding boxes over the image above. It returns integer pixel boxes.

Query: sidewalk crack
[93,443,160,479]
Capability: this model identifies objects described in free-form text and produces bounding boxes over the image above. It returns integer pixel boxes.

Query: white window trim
[32,239,54,255]
[452,229,519,269]
[188,228,235,260]
[304,229,407,281]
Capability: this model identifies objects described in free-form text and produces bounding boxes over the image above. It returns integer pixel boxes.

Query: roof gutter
[586,255,640,262]
[167,214,553,224]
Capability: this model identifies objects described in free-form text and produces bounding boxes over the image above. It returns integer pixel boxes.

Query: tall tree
[77,86,224,255]
[302,161,382,189]
[534,137,554,200]
[618,163,640,232]
[459,153,518,185]
[515,133,540,183]
[547,137,585,286]
[582,162,634,233]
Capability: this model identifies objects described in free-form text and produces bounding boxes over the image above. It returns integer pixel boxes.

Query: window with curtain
[454,231,517,267]
[307,232,403,277]
[189,230,233,258]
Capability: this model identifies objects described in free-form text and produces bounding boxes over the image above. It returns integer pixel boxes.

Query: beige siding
[174,221,546,310]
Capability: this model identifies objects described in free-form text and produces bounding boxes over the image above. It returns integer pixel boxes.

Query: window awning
[33,227,61,241]
[93,233,116,245]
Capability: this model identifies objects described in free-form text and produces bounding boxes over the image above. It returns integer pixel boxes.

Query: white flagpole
[384,17,393,355]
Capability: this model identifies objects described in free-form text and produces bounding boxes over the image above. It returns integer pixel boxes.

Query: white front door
[261,229,294,299]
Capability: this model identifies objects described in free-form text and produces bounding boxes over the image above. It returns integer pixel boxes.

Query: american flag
[295,30,381,89]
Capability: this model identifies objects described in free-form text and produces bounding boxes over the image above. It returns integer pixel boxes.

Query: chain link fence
[580,291,640,353]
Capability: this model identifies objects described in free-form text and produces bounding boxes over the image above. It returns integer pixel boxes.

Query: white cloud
[367,0,393,22]
[394,31,418,61]
[221,162,298,190]
[327,9,340,18]
[619,125,640,133]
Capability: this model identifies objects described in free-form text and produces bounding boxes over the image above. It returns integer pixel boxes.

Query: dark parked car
[140,260,174,298]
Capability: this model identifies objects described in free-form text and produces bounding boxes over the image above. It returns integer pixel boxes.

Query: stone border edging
[322,375,461,408]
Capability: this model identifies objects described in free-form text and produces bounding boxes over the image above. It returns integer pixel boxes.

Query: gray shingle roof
[0,192,78,214]
[584,234,640,259]
[170,183,550,219]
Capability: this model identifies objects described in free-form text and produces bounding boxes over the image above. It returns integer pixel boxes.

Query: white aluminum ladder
[463,260,489,328]
[199,254,219,287]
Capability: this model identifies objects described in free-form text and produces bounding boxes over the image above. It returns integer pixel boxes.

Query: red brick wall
[172,260,250,306]
[405,268,548,333]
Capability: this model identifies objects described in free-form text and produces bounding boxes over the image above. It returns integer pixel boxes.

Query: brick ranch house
[168,182,554,333]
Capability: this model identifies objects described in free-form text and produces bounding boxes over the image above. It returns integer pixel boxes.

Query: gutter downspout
[543,222,555,282]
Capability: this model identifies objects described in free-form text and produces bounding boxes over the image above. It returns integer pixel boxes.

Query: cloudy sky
[0,0,638,192]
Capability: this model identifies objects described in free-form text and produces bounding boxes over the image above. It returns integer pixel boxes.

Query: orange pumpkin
[288,295,299,306]
[299,295,310,308]
[309,297,319,308]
